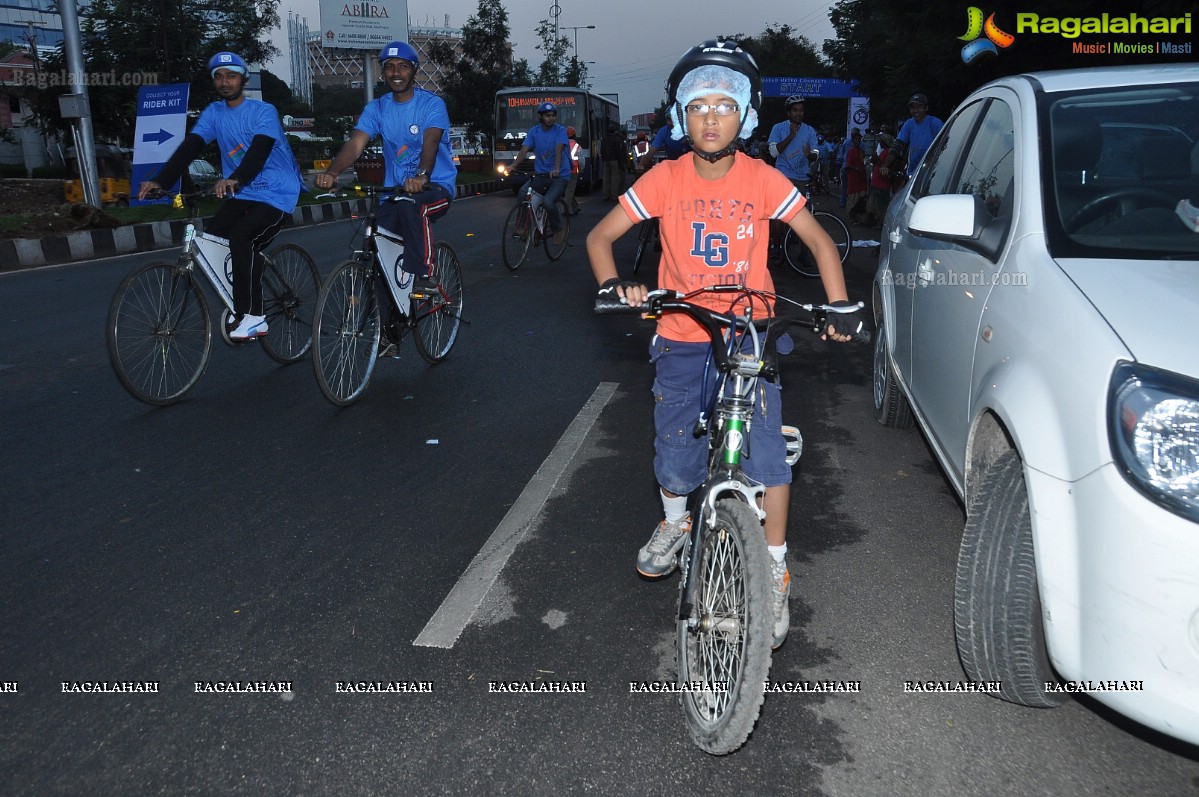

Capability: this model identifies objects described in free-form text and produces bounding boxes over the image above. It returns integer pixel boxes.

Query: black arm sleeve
[226,134,276,186]
[149,133,206,188]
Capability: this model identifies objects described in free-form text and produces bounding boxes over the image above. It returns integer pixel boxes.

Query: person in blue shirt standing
[139,51,303,341]
[315,40,457,293]
[896,93,944,176]
[767,95,819,189]
[512,102,570,245]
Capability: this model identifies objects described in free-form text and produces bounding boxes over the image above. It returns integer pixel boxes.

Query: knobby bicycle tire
[543,199,571,261]
[413,242,464,364]
[676,498,773,755]
[501,202,533,270]
[783,211,851,277]
[107,261,212,405]
[259,243,320,364]
[311,259,381,406]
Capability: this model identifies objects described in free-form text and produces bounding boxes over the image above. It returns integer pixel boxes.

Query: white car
[872,64,1199,745]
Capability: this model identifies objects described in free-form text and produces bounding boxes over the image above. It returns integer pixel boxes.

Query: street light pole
[563,24,596,60]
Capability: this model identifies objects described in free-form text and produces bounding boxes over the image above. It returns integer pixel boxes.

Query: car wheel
[954,450,1067,708]
[872,317,913,428]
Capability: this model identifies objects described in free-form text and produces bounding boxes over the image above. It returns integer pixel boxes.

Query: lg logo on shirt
[689,222,728,268]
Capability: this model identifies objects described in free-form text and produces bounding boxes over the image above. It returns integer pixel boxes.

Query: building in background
[305,25,463,94]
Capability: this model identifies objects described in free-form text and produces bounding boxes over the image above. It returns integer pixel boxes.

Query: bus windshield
[496,92,586,142]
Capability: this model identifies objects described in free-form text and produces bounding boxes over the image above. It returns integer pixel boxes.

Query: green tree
[260,68,309,118]
[25,0,280,143]
[728,25,834,133]
[533,20,571,86]
[427,0,524,140]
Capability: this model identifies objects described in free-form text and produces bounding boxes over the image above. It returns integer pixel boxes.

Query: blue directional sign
[131,83,190,205]
[762,77,863,99]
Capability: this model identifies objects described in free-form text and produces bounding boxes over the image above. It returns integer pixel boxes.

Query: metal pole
[364,51,374,103]
[58,0,100,206]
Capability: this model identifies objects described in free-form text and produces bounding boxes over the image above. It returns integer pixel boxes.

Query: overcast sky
[270,0,838,119]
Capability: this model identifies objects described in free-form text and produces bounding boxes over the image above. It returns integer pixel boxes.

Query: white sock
[768,543,787,564]
[661,490,688,524]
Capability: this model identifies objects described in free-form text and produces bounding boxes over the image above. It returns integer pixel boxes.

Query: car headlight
[1110,361,1199,523]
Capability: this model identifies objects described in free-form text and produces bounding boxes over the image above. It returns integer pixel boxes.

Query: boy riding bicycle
[586,40,861,649]
[512,102,570,245]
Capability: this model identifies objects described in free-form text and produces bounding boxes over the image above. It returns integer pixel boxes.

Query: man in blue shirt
[896,93,944,176]
[512,102,570,244]
[139,51,303,341]
[315,41,457,293]
[767,95,819,187]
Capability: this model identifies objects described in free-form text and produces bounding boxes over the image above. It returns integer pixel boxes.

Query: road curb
[0,179,507,272]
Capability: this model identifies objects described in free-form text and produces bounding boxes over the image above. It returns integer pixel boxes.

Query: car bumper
[1030,461,1199,745]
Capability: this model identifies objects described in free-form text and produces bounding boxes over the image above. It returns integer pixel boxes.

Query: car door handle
[918,258,935,284]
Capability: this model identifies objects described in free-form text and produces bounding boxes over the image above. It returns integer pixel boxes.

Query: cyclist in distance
[586,40,861,649]
[138,51,303,341]
[314,40,457,294]
[768,95,819,189]
[511,102,570,245]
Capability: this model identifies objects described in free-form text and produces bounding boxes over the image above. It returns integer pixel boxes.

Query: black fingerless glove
[827,299,864,337]
[598,277,643,302]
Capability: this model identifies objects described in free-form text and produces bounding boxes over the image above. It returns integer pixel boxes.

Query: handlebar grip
[594,296,647,314]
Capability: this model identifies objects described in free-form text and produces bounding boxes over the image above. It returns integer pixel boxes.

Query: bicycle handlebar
[595,286,870,377]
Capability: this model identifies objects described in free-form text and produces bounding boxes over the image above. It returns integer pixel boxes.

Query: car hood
[1057,259,1199,377]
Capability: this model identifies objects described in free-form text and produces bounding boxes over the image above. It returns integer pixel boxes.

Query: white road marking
[413,381,619,649]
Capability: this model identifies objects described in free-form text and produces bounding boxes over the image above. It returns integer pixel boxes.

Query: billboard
[319,0,409,50]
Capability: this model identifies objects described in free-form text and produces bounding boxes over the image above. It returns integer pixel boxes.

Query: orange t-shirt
[620,151,805,342]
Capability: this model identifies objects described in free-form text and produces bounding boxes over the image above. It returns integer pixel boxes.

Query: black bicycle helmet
[665,40,762,111]
[664,40,761,162]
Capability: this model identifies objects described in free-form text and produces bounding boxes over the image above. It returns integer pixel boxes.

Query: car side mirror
[909,193,1007,262]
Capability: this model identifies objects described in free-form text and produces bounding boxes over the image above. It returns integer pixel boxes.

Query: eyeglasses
[685,102,740,117]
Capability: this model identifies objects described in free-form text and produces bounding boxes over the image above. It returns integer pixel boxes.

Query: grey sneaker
[771,558,791,649]
[636,516,691,578]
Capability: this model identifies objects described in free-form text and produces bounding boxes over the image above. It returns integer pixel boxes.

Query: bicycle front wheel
[676,498,773,755]
[501,202,532,270]
[632,218,655,276]
[107,261,212,405]
[413,242,464,364]
[543,199,571,261]
[260,243,320,364]
[783,211,851,277]
[311,259,380,406]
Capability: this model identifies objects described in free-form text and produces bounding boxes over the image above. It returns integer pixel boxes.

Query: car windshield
[1046,81,1199,259]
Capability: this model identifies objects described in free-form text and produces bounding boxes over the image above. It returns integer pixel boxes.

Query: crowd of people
[132,34,950,669]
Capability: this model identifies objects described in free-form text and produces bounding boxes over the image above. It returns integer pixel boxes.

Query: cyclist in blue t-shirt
[139,51,303,341]
[316,41,457,294]
[637,124,692,170]
[512,102,570,245]
[896,93,945,175]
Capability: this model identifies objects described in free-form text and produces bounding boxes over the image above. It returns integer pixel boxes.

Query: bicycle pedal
[781,424,803,466]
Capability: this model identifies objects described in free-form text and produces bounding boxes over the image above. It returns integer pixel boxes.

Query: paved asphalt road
[1,189,1197,795]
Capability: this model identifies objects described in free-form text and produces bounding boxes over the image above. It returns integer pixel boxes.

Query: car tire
[954,450,1067,708]
[872,318,913,428]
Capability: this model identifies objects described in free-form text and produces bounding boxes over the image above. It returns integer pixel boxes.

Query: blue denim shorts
[650,336,791,495]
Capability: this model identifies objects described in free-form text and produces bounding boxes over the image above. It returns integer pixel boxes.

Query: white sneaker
[636,516,691,578]
[771,558,790,649]
[230,314,268,341]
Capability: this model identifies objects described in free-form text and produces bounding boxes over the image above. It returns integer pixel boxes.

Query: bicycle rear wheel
[783,211,851,277]
[543,199,571,261]
[501,202,532,270]
[676,498,773,755]
[260,243,320,364]
[311,259,380,406]
[413,242,464,364]
[107,261,212,405]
